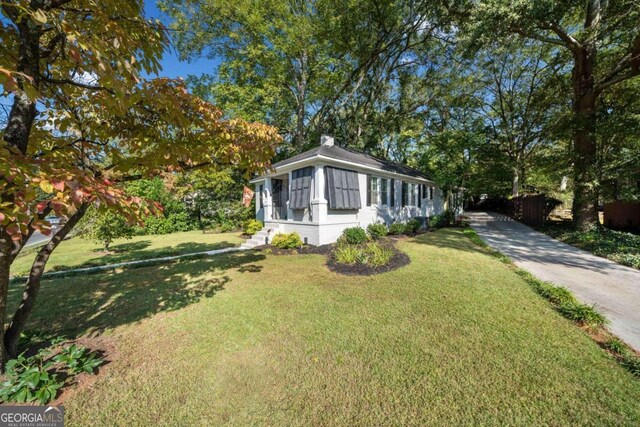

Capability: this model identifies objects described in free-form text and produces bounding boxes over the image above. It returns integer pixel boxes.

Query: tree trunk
[512,167,520,197]
[571,47,599,230]
[294,52,308,148]
[4,204,88,359]
[0,233,12,371]
[3,22,40,153]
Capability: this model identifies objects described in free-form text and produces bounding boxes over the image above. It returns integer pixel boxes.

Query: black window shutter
[334,169,345,209]
[289,167,313,209]
[366,175,372,206]
[390,179,395,207]
[418,185,422,208]
[381,178,388,205]
[401,182,406,207]
[347,170,361,209]
[302,170,312,208]
[326,168,336,208]
[326,167,361,209]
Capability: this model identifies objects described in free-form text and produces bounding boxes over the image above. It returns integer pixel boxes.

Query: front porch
[253,166,331,227]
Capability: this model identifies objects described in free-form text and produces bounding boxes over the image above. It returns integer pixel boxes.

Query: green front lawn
[11,230,245,277]
[11,229,640,425]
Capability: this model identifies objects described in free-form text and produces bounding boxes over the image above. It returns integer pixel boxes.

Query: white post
[311,165,328,224]
[264,177,273,221]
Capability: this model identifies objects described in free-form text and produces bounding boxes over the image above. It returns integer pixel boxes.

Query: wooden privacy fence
[509,195,547,227]
[604,201,640,232]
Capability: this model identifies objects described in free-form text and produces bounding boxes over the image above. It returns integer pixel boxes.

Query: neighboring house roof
[270,145,431,181]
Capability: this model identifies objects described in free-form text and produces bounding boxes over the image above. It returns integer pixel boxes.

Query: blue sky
[144,2,219,79]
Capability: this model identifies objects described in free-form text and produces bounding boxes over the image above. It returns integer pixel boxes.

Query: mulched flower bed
[326,240,411,276]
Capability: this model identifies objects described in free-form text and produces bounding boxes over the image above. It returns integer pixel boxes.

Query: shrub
[430,210,455,229]
[271,232,303,249]
[77,207,134,251]
[217,221,236,233]
[142,211,194,235]
[405,218,421,234]
[388,222,406,235]
[0,353,63,404]
[367,223,388,240]
[53,343,103,375]
[341,227,368,244]
[243,219,264,236]
[0,338,103,405]
[127,178,197,235]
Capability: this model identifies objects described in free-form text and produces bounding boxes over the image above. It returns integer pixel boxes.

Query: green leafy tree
[0,0,281,369]
[76,208,134,252]
[473,41,565,196]
[127,178,195,235]
[463,0,640,228]
[161,0,453,159]
[175,168,251,232]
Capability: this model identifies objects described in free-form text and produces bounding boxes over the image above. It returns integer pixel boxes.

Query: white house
[242,135,459,247]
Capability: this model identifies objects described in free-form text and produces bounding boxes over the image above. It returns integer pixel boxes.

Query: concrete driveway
[467,211,640,351]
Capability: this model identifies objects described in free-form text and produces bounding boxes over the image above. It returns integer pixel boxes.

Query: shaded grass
[541,221,640,269]
[11,230,244,277]
[10,229,640,425]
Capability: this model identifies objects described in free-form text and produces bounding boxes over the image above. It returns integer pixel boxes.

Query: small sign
[0,406,64,427]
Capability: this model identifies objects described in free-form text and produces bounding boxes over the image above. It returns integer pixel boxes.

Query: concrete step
[241,240,261,248]
[242,226,273,249]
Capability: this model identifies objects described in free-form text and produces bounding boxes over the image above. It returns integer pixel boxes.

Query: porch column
[264,177,273,221]
[311,165,328,223]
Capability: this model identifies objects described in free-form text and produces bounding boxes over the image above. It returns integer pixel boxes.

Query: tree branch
[513,27,567,48]
[41,77,115,94]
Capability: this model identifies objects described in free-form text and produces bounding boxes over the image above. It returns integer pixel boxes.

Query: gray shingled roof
[271,145,431,180]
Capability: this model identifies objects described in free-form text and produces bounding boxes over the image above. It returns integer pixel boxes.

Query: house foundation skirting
[264,221,359,246]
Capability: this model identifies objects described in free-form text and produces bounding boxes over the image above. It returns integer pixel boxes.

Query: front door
[272,179,288,220]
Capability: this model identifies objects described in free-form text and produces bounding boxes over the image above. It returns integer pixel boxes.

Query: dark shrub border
[326,240,410,276]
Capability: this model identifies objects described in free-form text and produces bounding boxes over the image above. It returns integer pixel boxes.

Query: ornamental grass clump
[334,241,393,267]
